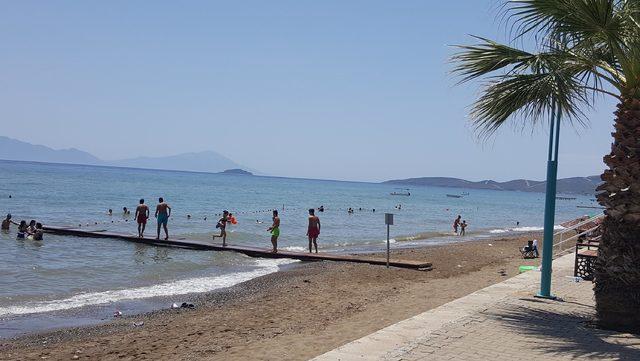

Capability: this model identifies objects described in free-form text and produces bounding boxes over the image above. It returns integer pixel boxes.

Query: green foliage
[452,0,640,135]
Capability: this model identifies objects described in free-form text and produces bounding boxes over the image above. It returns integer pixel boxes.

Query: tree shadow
[486,302,640,360]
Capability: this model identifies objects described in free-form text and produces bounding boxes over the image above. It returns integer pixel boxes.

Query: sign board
[385,213,394,225]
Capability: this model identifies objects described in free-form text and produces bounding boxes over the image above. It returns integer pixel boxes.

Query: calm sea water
[0,160,599,326]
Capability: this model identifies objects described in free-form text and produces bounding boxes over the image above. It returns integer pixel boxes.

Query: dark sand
[0,233,543,361]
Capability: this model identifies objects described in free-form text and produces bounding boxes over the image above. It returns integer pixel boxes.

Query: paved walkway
[314,253,640,360]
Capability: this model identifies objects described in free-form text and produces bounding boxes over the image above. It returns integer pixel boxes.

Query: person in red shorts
[307,208,321,253]
[134,198,150,238]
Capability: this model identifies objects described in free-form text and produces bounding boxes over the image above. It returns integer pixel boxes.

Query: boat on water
[446,194,463,198]
[556,196,577,200]
[390,188,411,196]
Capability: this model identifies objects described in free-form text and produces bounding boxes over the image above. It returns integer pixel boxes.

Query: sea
[0,160,601,337]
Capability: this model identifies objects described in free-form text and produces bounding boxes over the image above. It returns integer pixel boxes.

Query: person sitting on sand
[135,199,150,238]
[155,197,171,240]
[1,214,18,230]
[267,210,280,253]
[460,220,468,236]
[212,210,229,246]
[532,239,539,257]
[453,215,461,235]
[307,208,321,253]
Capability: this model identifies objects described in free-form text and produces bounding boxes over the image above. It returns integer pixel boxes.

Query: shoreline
[0,226,538,338]
[1,232,543,360]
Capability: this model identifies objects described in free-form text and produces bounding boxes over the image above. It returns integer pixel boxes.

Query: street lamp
[537,101,561,299]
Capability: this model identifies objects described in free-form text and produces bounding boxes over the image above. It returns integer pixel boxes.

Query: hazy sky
[0,1,615,182]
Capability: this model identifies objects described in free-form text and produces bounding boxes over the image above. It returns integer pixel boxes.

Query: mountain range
[0,136,250,174]
[384,176,602,195]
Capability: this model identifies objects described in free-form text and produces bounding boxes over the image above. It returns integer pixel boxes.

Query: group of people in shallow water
[116,198,322,253]
[1,214,44,241]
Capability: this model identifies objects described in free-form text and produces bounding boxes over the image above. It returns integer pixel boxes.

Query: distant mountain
[0,136,103,165]
[112,151,245,174]
[384,175,603,195]
[0,136,252,174]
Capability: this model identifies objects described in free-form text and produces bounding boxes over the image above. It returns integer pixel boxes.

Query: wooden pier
[43,225,432,270]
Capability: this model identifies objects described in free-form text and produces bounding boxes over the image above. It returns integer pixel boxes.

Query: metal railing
[552,214,604,258]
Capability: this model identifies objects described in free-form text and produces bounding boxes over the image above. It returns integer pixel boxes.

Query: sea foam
[0,258,297,317]
[489,225,565,234]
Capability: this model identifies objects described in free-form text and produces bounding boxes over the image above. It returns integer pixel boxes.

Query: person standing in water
[155,197,171,240]
[267,210,280,253]
[460,220,468,236]
[29,222,44,241]
[134,199,150,238]
[16,220,28,239]
[1,214,18,230]
[212,210,229,246]
[307,208,321,253]
[453,215,461,235]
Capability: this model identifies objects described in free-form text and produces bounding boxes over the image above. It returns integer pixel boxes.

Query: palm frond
[471,70,590,137]
[450,36,536,83]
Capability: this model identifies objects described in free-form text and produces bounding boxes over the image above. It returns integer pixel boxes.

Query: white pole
[386,224,390,268]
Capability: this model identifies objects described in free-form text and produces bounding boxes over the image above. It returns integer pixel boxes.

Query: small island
[219,168,253,176]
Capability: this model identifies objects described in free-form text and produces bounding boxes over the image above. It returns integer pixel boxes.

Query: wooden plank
[43,225,432,270]
[578,249,598,257]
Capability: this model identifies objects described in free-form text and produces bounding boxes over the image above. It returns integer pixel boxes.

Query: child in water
[460,220,468,236]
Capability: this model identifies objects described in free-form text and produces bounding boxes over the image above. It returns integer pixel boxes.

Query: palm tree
[451,0,640,332]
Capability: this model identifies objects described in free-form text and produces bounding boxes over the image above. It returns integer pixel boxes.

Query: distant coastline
[384,175,602,195]
[0,136,252,175]
[219,168,253,176]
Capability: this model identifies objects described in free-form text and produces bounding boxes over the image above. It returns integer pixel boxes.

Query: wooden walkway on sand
[43,225,432,270]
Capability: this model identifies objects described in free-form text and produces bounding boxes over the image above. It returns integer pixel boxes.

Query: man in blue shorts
[155,197,172,240]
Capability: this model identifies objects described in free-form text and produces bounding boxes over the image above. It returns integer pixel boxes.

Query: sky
[0,1,616,182]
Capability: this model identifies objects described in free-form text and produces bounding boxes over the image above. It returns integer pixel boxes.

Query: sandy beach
[0,233,543,361]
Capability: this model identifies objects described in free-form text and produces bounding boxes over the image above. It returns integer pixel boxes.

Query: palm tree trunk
[594,95,640,333]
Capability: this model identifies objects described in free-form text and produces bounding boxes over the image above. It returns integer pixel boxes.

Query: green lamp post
[537,101,561,299]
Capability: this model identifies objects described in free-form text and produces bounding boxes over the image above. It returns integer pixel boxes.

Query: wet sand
[0,233,543,361]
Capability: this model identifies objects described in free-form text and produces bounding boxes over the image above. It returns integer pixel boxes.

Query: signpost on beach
[385,213,394,268]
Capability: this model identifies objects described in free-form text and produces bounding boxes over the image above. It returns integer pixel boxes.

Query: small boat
[556,196,577,200]
[446,194,462,198]
[390,188,411,196]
